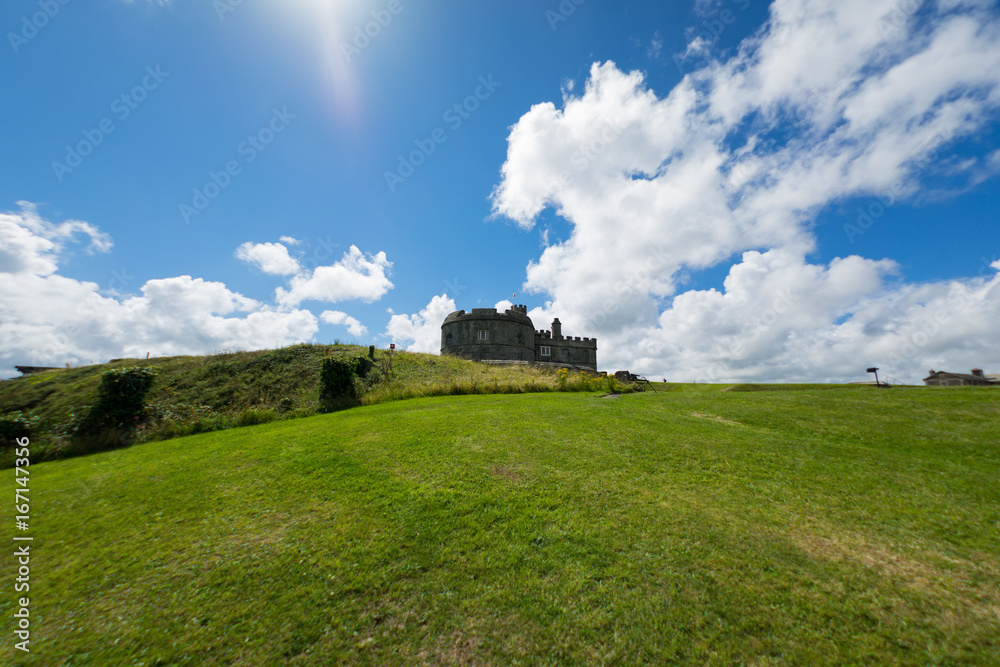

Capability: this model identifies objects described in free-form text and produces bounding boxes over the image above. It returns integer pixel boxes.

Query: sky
[2,0,999,384]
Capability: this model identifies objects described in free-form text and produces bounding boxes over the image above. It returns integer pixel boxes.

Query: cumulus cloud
[0,205,318,376]
[0,202,111,276]
[276,245,393,307]
[385,294,456,353]
[321,310,368,337]
[0,205,398,377]
[235,241,301,276]
[489,0,1000,383]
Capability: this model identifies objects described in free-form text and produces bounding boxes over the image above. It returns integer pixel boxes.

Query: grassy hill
[5,385,999,665]
[0,344,596,464]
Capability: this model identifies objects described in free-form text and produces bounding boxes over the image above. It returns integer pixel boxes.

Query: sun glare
[286,0,379,128]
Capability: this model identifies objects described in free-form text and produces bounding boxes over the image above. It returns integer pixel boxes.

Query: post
[866,367,887,388]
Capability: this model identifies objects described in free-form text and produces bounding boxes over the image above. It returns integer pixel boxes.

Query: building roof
[923,370,996,383]
[14,366,61,376]
[441,306,533,327]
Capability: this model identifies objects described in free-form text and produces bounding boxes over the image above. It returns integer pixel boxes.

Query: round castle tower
[440,305,536,363]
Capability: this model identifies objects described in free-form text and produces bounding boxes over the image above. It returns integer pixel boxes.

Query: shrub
[235,407,278,427]
[74,367,158,446]
[320,357,358,400]
[353,356,374,379]
[0,412,39,449]
[94,367,158,427]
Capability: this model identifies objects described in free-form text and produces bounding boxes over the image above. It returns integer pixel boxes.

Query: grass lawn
[0,344,604,465]
[4,385,999,665]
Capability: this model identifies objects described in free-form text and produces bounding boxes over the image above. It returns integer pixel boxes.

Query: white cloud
[0,205,318,376]
[275,245,393,307]
[236,241,301,276]
[321,310,368,337]
[648,32,663,59]
[693,0,720,17]
[385,294,456,353]
[0,202,111,276]
[0,208,398,377]
[988,149,1000,171]
[489,0,1000,383]
[681,35,712,59]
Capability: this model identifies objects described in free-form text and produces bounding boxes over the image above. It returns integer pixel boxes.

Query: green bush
[353,356,374,379]
[0,412,39,449]
[320,357,359,401]
[96,367,158,426]
[75,367,158,443]
[319,356,386,412]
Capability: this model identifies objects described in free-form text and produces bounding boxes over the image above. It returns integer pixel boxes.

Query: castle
[440,304,597,371]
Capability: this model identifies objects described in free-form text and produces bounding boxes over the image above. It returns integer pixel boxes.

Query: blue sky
[2,0,1000,383]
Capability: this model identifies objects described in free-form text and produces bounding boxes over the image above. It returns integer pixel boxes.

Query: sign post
[867,367,889,388]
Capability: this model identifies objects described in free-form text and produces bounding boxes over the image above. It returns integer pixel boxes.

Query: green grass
[0,345,616,465]
[4,385,999,665]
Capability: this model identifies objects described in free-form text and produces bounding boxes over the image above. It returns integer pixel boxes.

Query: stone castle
[440,304,597,371]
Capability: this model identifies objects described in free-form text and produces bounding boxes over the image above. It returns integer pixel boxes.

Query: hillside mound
[0,344,581,463]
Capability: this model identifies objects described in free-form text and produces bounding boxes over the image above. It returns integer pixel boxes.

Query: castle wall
[534,330,598,371]
[440,305,597,370]
[441,307,536,363]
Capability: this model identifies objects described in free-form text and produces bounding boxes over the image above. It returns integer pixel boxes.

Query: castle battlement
[441,306,597,370]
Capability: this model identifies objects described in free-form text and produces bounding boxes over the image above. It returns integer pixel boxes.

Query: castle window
[516,333,524,345]
[445,333,453,345]
[539,346,551,356]
[563,348,570,359]
[477,330,489,340]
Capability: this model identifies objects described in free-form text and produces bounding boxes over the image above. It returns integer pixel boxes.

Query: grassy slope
[0,344,574,461]
[5,385,999,665]
[0,345,351,429]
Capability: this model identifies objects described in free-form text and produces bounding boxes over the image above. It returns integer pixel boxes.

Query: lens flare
[290,0,376,128]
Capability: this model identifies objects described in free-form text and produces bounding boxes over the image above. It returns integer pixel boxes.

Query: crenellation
[442,307,596,370]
